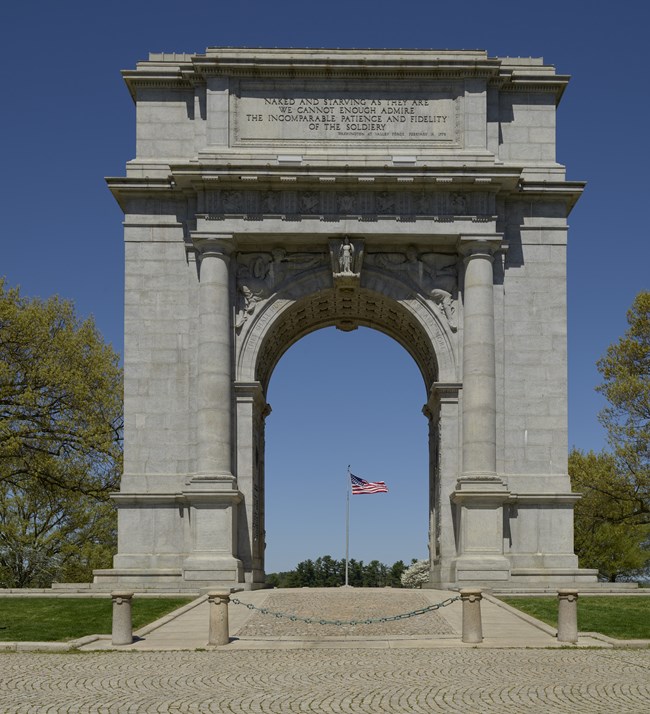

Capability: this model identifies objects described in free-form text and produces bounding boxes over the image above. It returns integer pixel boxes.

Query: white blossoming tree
[400,559,430,588]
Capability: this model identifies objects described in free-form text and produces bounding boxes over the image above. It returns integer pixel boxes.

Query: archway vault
[236,266,458,394]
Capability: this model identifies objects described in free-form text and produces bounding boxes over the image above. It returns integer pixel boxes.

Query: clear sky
[1,1,648,572]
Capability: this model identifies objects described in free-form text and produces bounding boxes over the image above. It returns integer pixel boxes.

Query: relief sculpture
[367,248,458,331]
[235,255,273,331]
[235,250,325,331]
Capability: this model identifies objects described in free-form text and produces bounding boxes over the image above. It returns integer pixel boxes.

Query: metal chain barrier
[230,595,460,626]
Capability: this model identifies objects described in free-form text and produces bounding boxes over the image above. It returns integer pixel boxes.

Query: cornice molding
[121,48,569,103]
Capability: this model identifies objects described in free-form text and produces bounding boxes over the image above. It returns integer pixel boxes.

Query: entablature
[107,165,583,217]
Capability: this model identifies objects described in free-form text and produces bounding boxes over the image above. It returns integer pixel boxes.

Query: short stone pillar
[557,589,579,643]
[460,589,483,643]
[111,591,134,646]
[208,591,231,646]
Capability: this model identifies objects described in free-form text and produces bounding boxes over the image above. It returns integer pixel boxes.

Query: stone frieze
[205,189,493,219]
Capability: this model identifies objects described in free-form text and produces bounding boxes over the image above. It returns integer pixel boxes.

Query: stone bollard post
[111,591,134,646]
[460,589,483,644]
[208,591,231,646]
[557,589,579,643]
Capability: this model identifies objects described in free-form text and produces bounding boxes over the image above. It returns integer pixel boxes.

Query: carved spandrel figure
[430,288,457,331]
[373,247,420,283]
[370,248,458,331]
[338,238,355,274]
[235,255,272,331]
[236,250,326,332]
[422,257,458,331]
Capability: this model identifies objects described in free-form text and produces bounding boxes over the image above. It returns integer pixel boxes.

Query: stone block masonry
[95,48,596,592]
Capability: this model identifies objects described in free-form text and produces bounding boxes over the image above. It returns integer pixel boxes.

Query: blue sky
[1,1,648,572]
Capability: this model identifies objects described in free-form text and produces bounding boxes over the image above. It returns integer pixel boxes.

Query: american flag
[350,473,389,495]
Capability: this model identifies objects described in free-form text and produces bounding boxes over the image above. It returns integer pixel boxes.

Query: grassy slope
[0,597,194,642]
[500,596,650,640]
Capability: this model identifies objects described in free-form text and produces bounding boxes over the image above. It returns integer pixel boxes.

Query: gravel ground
[234,590,457,637]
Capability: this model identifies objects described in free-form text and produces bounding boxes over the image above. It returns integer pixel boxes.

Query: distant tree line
[266,555,411,588]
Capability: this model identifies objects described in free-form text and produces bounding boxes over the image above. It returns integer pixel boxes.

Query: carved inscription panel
[232,80,461,145]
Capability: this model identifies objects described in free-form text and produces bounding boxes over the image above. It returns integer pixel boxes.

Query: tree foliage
[569,292,650,581]
[0,280,122,587]
[266,556,408,588]
[569,450,648,581]
[596,291,649,520]
[400,559,431,588]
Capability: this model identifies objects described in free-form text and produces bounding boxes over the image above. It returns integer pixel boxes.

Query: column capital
[234,381,272,418]
[423,381,461,419]
[457,235,503,261]
[192,233,235,259]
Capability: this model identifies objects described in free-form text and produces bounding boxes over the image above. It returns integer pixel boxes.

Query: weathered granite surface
[97,48,595,591]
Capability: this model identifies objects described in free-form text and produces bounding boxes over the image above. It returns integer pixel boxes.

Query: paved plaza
[1,589,649,711]
[2,648,649,712]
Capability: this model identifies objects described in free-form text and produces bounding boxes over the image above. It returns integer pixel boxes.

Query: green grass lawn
[0,597,194,642]
[500,596,650,640]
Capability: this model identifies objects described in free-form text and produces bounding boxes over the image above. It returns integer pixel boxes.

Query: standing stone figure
[339,238,355,274]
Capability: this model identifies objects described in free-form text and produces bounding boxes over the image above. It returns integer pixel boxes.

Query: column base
[453,555,511,583]
[182,554,243,584]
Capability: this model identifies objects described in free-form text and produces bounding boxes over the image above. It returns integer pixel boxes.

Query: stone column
[194,233,235,482]
[111,591,134,646]
[557,589,579,643]
[208,591,231,646]
[460,589,483,643]
[452,237,510,584]
[182,233,243,586]
[460,239,498,480]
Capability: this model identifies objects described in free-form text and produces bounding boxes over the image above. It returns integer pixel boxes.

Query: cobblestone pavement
[235,590,456,637]
[1,648,649,712]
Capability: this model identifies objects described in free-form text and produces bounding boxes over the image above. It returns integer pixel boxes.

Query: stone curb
[0,641,74,652]
[579,632,650,648]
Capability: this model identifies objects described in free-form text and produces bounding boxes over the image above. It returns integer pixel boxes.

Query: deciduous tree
[0,281,122,586]
[596,291,649,521]
[569,449,648,581]
[568,292,649,581]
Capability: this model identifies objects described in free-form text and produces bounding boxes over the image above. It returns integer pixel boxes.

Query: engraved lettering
[236,86,457,143]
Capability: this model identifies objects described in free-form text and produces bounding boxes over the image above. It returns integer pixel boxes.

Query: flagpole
[345,465,350,587]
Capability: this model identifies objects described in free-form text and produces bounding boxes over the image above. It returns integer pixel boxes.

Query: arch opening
[264,327,431,576]
[236,284,449,586]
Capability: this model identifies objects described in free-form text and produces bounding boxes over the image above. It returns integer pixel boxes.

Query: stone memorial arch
[95,48,597,590]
